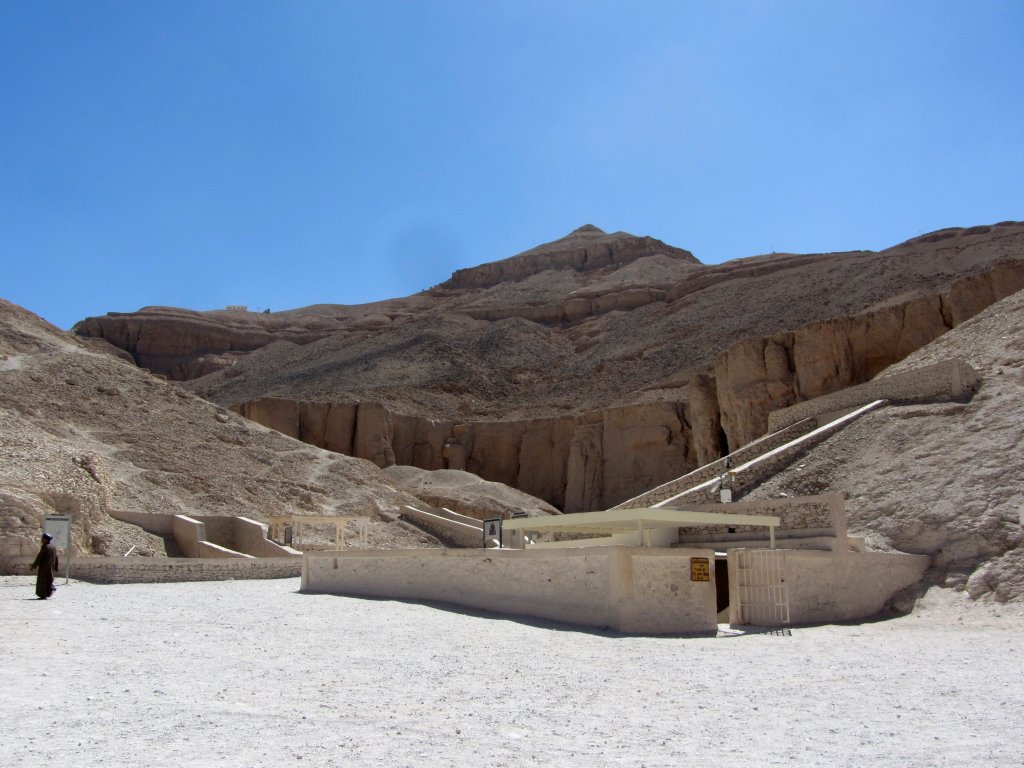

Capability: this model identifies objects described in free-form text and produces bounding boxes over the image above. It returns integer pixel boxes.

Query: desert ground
[2,576,1021,768]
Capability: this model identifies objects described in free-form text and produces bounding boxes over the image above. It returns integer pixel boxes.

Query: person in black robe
[30,533,59,600]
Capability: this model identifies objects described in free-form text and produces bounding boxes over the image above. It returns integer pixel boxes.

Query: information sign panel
[482,518,502,548]
[44,515,71,550]
[690,557,710,582]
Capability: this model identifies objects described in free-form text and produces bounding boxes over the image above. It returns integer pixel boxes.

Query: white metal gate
[734,549,790,626]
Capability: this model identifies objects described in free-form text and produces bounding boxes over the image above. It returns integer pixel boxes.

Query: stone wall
[397,505,483,549]
[767,359,979,432]
[731,550,930,625]
[172,515,205,558]
[1,556,301,583]
[302,546,719,635]
[302,543,929,631]
[108,510,299,559]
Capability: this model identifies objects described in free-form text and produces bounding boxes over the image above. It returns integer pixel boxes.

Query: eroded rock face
[229,257,1024,513]
[713,262,1024,448]
[748,286,1024,600]
[70,221,1024,514]
[71,308,288,379]
[232,398,696,512]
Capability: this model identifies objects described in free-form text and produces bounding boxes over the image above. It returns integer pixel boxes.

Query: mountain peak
[439,228,697,290]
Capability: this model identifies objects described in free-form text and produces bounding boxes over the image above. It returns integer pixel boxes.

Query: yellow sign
[690,557,710,582]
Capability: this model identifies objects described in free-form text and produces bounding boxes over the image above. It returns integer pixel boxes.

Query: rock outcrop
[233,398,693,511]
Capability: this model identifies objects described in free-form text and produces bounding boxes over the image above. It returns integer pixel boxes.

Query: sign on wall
[483,518,502,548]
[690,557,710,582]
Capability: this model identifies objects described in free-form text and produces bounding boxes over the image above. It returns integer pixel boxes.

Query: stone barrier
[1,556,301,583]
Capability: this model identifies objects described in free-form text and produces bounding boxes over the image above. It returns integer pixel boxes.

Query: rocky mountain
[73,221,1024,512]
[6,218,1024,602]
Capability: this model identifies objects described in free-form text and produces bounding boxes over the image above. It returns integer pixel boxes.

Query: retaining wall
[107,510,299,558]
[303,546,720,634]
[172,515,205,558]
[1,556,302,583]
[108,509,174,535]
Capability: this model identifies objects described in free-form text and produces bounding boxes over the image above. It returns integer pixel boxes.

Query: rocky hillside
[72,221,1024,511]
[747,287,1024,602]
[0,299,448,563]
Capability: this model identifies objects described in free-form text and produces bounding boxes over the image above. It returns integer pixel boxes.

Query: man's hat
[41,533,52,541]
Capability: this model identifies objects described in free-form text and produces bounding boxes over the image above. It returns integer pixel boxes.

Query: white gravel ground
[1,575,1022,768]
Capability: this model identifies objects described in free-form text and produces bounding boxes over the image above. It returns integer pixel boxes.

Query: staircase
[612,399,886,510]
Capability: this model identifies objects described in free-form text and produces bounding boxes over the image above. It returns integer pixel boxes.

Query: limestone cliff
[71,221,1024,511]
[712,260,1024,447]
[231,257,1024,511]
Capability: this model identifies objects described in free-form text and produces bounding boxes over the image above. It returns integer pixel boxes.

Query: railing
[611,417,821,510]
[652,400,885,508]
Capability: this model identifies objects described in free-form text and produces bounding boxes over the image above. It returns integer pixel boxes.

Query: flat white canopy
[501,507,780,535]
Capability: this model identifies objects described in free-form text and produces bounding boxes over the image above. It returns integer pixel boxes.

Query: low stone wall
[303,547,719,634]
[172,515,205,558]
[767,359,980,433]
[20,556,302,583]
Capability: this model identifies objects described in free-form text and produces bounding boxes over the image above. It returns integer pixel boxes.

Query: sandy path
[1,576,1021,768]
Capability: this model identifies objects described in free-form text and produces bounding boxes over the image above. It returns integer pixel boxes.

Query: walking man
[30,533,59,600]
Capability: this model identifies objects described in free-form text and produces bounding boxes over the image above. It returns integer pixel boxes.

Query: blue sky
[2,1,1022,329]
